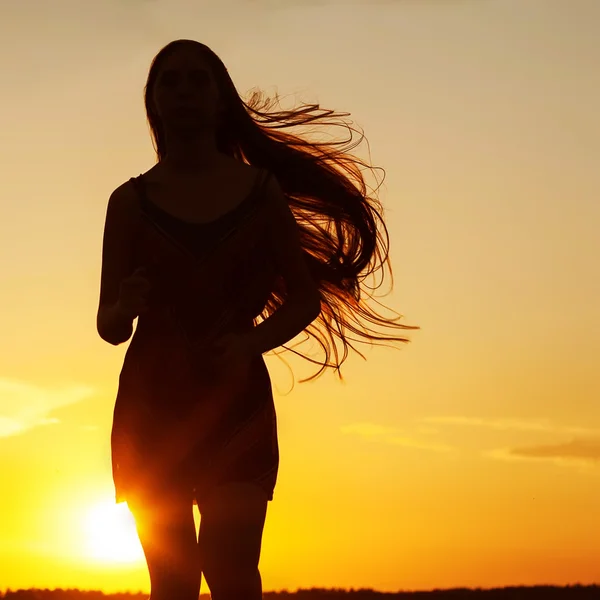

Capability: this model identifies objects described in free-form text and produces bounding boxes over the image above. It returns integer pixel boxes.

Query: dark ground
[1,586,599,600]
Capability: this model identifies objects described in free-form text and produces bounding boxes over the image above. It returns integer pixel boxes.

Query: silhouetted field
[1,586,599,599]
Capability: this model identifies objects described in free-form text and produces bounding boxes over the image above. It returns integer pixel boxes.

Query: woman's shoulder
[106,177,143,221]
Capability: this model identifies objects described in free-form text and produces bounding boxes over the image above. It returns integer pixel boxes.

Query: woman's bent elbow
[96,304,134,346]
[97,326,127,346]
[96,317,132,346]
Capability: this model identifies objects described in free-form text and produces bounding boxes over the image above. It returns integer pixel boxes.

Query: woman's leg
[197,481,269,600]
[128,489,201,600]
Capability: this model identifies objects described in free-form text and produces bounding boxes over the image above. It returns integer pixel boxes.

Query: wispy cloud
[419,415,600,437]
[341,422,455,453]
[485,441,600,471]
[419,415,600,468]
[497,439,600,466]
[0,377,94,438]
[512,439,600,461]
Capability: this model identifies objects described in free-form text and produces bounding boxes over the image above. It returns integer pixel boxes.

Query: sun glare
[84,499,145,564]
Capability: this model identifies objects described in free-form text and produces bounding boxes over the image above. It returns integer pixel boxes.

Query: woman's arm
[96,182,139,345]
[241,174,322,356]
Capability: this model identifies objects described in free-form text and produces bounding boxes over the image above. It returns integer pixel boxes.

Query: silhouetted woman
[97,39,417,600]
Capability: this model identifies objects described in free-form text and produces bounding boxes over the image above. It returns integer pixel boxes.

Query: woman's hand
[188,331,256,383]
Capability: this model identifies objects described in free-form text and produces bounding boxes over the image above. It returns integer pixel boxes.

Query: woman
[97,39,417,600]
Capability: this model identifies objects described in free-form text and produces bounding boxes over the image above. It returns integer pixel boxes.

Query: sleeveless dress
[110,169,280,506]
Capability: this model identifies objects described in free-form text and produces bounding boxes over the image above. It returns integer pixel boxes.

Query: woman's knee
[198,482,268,597]
[202,564,262,599]
[200,523,263,586]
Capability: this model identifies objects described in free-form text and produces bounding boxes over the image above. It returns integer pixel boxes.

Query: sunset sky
[1,0,599,593]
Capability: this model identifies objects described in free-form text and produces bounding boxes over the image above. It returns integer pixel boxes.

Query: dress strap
[129,175,149,210]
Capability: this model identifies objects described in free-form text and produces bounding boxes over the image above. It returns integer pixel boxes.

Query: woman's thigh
[128,490,200,600]
[197,482,269,580]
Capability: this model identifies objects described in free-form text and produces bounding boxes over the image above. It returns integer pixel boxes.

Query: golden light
[83,499,145,564]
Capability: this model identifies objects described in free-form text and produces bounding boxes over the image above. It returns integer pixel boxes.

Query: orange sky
[0,0,599,593]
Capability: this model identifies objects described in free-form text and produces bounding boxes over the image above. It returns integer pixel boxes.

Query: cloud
[419,415,600,437]
[419,415,600,468]
[0,377,94,438]
[484,442,600,471]
[508,439,600,463]
[341,422,454,453]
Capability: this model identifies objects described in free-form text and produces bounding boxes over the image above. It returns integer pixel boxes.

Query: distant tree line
[0,586,599,599]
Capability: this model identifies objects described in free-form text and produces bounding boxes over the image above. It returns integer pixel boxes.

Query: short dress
[110,169,280,506]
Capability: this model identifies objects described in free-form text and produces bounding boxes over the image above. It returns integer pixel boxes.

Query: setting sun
[83,500,144,564]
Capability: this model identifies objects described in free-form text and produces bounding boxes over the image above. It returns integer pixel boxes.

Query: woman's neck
[162,131,224,174]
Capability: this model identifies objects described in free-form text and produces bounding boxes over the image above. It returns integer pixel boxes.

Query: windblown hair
[144,39,419,382]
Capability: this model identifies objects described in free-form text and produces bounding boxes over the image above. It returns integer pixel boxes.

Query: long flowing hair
[144,39,418,382]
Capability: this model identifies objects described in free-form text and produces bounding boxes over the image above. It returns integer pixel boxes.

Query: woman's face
[151,45,221,134]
